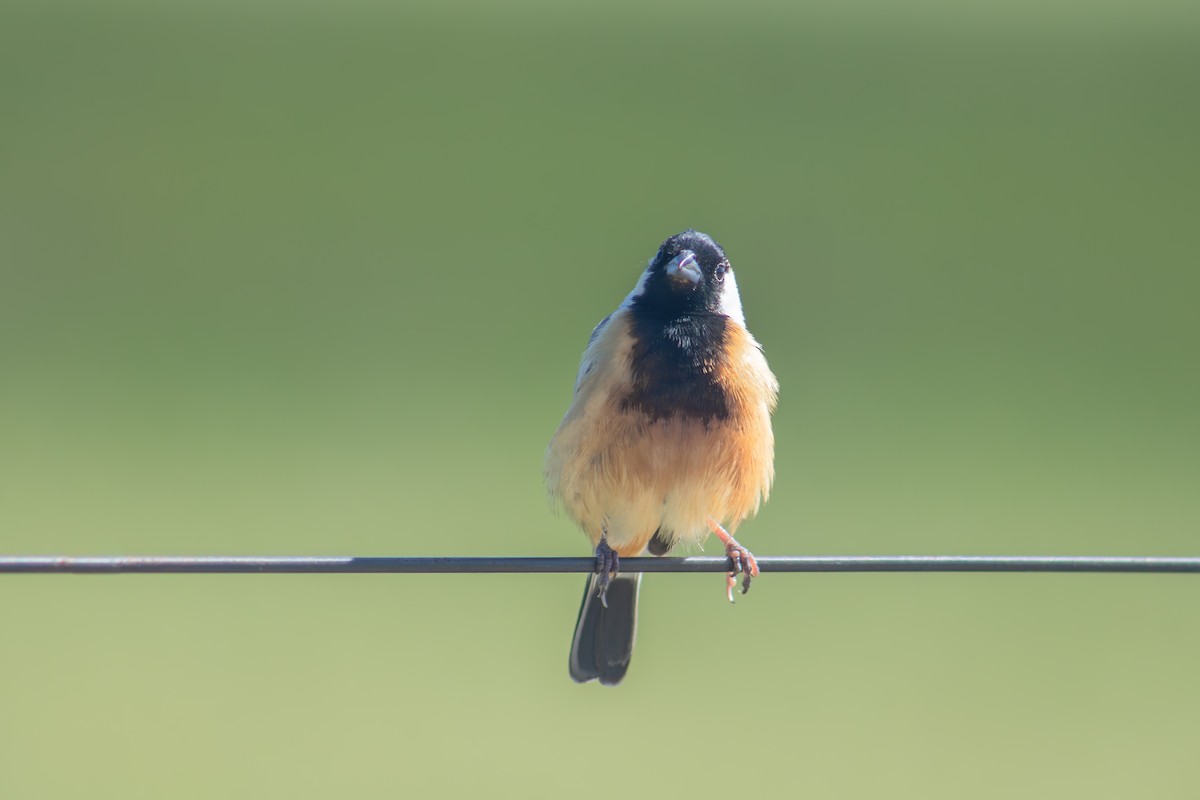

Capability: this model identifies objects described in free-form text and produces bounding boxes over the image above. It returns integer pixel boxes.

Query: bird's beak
[666,251,702,286]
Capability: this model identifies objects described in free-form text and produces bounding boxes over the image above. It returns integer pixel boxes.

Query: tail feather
[569,573,641,686]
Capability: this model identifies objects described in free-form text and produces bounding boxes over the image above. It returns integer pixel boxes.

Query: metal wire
[1,555,1199,574]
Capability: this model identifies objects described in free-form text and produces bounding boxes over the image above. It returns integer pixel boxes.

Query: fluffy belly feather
[551,413,772,554]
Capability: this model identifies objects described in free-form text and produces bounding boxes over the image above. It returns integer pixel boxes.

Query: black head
[627,230,743,321]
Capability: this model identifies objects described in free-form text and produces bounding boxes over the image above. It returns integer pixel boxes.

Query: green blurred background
[2,1,1198,797]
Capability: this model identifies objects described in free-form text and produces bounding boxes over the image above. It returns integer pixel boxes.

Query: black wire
[1,555,1198,574]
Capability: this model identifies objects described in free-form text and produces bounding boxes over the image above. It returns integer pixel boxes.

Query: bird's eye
[714,261,729,282]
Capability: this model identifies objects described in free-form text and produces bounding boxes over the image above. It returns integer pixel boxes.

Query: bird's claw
[724,538,759,604]
[705,517,760,604]
[594,538,620,609]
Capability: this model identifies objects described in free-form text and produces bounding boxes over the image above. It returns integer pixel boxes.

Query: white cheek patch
[718,270,747,327]
[618,265,653,311]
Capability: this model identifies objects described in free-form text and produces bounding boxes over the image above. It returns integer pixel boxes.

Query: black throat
[621,310,731,422]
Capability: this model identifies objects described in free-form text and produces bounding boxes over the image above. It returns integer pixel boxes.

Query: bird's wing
[574,312,613,393]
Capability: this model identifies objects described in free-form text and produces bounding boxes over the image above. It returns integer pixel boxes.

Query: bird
[544,229,778,686]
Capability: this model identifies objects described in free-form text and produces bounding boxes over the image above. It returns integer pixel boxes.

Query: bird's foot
[594,537,620,608]
[705,517,760,603]
[724,539,759,602]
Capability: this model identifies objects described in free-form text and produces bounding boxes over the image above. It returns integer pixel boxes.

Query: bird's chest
[619,314,732,424]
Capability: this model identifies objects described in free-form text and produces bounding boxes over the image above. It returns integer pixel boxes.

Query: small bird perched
[545,230,779,685]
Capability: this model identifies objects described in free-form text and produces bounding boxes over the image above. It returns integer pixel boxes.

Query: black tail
[568,573,642,686]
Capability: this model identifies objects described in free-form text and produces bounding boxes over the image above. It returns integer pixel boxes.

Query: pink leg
[706,517,760,603]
